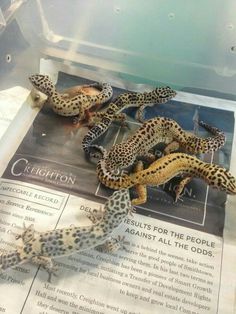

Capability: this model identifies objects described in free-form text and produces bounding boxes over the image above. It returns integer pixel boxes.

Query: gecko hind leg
[164,141,180,155]
[114,113,128,127]
[131,161,148,205]
[72,115,81,125]
[87,111,107,126]
[132,184,147,205]
[175,176,193,202]
[134,160,144,172]
[31,256,58,283]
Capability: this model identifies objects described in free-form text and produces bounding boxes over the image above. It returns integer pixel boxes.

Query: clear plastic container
[1,0,236,97]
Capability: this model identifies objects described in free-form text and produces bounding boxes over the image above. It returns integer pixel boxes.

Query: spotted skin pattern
[94,86,177,121]
[97,153,236,205]
[29,74,113,121]
[103,117,226,174]
[82,87,177,156]
[82,113,122,157]
[0,190,132,281]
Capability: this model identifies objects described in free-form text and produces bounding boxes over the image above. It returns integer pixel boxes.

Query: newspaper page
[0,69,235,314]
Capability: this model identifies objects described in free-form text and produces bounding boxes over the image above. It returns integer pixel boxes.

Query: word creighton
[11,158,76,185]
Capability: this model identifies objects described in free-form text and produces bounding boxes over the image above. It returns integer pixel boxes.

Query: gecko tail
[0,250,22,270]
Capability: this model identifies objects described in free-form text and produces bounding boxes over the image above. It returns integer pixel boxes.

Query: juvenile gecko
[92,86,177,122]
[0,189,132,282]
[102,117,226,174]
[97,152,236,205]
[29,74,113,121]
[82,87,176,156]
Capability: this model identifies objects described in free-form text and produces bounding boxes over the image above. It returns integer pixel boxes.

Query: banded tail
[82,114,113,156]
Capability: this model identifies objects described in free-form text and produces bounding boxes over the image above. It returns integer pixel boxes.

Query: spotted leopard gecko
[29,74,113,122]
[82,87,176,156]
[0,189,132,282]
[97,152,236,205]
[102,117,226,175]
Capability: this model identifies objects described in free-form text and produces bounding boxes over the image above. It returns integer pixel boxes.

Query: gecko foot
[31,256,58,283]
[174,193,184,203]
[72,116,83,126]
[86,206,104,224]
[46,265,58,283]
[112,235,130,252]
[130,206,136,216]
[95,236,129,253]
[16,223,35,244]
[88,145,106,159]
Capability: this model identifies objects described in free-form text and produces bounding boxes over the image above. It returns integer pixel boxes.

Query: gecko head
[154,86,177,103]
[207,166,236,195]
[219,170,236,195]
[29,74,55,97]
[105,143,136,174]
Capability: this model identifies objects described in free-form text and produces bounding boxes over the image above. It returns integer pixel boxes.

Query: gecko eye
[112,169,121,175]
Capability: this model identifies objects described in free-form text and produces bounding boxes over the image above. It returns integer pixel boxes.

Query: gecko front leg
[31,256,58,283]
[175,176,193,202]
[86,206,104,224]
[131,160,148,205]
[15,223,35,244]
